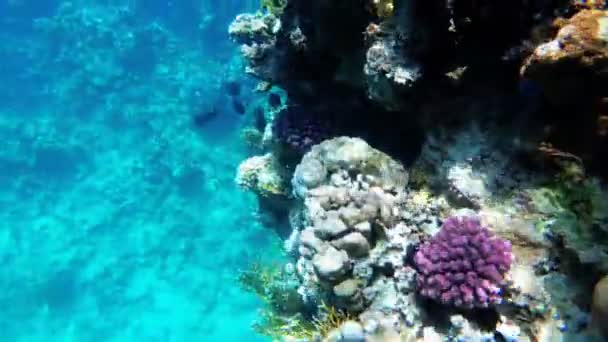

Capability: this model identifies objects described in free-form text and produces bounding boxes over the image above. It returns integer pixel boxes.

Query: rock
[592,275,608,339]
[339,205,368,227]
[314,213,349,240]
[334,278,365,311]
[340,321,365,342]
[353,221,372,239]
[313,246,351,282]
[293,158,327,198]
[300,228,327,253]
[334,279,361,298]
[331,231,371,258]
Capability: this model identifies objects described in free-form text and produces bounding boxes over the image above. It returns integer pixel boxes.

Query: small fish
[232,99,246,115]
[224,80,241,97]
[192,108,218,128]
[268,93,282,108]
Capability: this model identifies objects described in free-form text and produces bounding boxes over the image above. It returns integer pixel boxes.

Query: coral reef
[228,1,608,341]
[414,215,513,308]
[228,0,608,165]
[238,128,607,341]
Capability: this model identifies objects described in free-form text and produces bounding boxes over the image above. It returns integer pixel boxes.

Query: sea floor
[0,106,276,341]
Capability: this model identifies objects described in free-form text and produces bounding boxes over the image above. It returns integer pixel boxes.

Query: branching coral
[414,216,513,308]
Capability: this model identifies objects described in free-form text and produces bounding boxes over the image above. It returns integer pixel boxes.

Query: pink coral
[414,216,513,308]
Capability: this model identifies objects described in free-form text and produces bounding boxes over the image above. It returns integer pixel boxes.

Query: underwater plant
[414,215,513,308]
[252,311,315,341]
[237,261,360,340]
[526,158,608,271]
[237,261,313,339]
[311,301,357,338]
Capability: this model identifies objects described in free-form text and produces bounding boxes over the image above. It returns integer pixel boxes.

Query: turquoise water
[0,1,275,341]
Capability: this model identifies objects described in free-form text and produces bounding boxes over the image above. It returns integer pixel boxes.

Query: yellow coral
[410,188,432,208]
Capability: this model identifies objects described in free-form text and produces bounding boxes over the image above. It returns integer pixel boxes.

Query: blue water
[0,1,276,341]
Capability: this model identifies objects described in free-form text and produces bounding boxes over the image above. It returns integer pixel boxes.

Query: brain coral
[414,216,513,308]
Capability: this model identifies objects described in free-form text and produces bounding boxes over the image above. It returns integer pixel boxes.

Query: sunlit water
[0,1,275,341]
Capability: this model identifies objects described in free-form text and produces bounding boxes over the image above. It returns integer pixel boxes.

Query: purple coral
[272,106,332,153]
[414,216,513,308]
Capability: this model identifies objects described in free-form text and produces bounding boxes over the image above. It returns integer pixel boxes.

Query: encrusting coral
[236,153,288,198]
[414,215,513,308]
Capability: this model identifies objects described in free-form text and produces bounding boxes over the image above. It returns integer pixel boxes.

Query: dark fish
[268,93,282,108]
[232,99,246,115]
[224,80,241,97]
[192,108,218,128]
